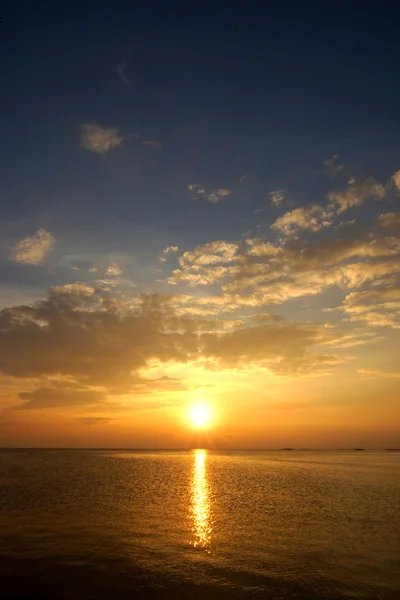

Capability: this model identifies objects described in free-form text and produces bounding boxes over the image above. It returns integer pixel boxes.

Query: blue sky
[1,1,400,447]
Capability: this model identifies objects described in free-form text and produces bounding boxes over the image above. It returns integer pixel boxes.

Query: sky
[0,2,400,448]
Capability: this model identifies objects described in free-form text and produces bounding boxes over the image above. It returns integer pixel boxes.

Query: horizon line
[1,447,399,452]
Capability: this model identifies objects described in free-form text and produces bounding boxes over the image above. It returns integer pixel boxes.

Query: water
[1,449,399,599]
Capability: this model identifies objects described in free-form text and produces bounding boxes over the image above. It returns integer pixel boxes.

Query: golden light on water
[191,449,212,549]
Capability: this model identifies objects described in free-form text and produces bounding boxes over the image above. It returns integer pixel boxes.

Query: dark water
[1,449,399,599]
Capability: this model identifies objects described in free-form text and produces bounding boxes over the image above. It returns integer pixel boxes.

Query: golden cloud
[187,184,231,203]
[0,282,349,411]
[10,229,55,265]
[327,177,385,214]
[377,212,400,229]
[81,123,123,154]
[272,204,334,237]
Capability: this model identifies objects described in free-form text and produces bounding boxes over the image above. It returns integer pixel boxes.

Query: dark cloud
[377,212,400,229]
[0,286,197,387]
[200,323,321,370]
[18,387,106,410]
[0,282,348,408]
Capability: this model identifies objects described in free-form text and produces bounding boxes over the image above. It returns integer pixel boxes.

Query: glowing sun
[188,403,212,429]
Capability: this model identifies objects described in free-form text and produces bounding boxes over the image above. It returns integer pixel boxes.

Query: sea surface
[1,449,399,599]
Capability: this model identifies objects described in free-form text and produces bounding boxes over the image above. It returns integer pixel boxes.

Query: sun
[188,403,212,429]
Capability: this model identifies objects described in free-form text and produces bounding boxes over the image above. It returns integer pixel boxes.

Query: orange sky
[1,130,400,450]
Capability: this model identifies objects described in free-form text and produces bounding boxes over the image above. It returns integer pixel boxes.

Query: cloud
[392,170,400,190]
[0,279,348,405]
[188,184,203,192]
[160,246,179,262]
[9,229,55,265]
[272,204,334,237]
[339,287,400,328]
[377,212,400,229]
[334,219,356,229]
[245,239,280,257]
[270,190,286,207]
[81,123,123,154]
[168,240,239,286]
[357,368,400,379]
[208,189,231,204]
[117,61,132,88]
[272,177,386,239]
[169,241,239,285]
[18,387,106,410]
[0,287,198,388]
[323,154,344,178]
[161,315,244,334]
[168,231,400,315]
[52,282,96,296]
[200,321,342,374]
[142,141,162,150]
[188,184,231,204]
[179,241,239,267]
[327,177,385,214]
[224,251,400,303]
[249,313,284,323]
[134,374,187,393]
[105,264,122,276]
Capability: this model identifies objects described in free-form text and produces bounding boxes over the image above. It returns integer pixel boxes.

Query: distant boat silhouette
[385,448,400,451]
[353,448,365,451]
[280,448,294,451]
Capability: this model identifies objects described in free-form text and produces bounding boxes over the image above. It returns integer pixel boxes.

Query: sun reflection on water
[191,449,212,549]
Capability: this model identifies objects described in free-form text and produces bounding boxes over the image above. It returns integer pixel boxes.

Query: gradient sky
[1,2,400,448]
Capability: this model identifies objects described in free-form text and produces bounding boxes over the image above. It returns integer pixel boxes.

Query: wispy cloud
[323,154,344,178]
[272,175,387,238]
[334,219,356,229]
[160,246,179,262]
[188,184,231,204]
[10,229,55,265]
[357,368,400,379]
[270,189,286,207]
[81,123,123,154]
[327,177,385,214]
[116,61,132,88]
